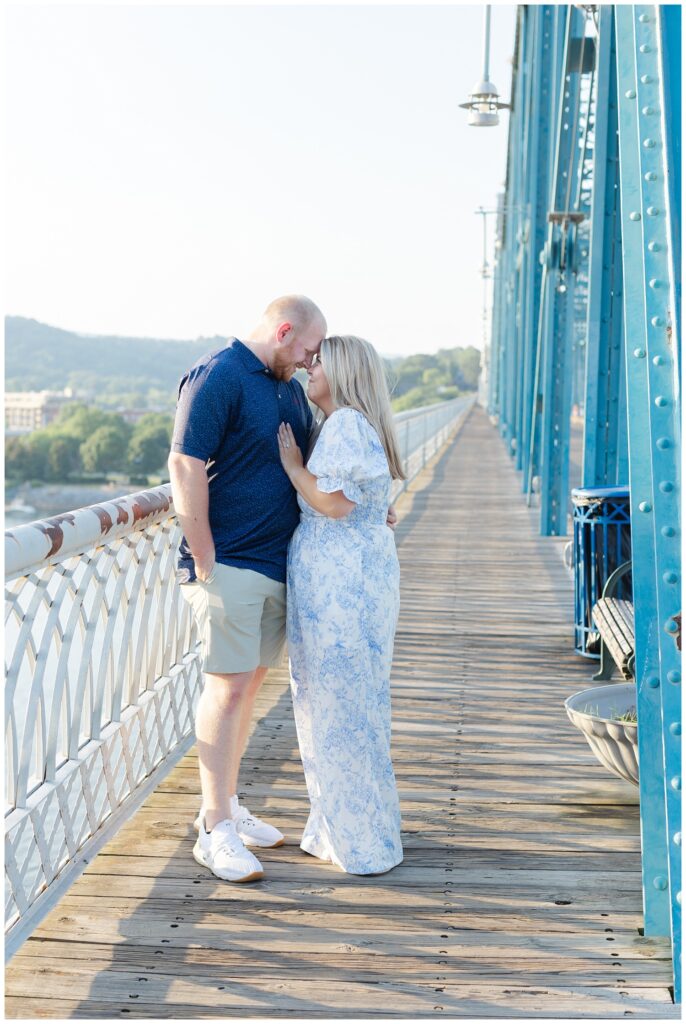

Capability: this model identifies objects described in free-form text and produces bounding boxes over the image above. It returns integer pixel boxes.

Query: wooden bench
[592,560,635,681]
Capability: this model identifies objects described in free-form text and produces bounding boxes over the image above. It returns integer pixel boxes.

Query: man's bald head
[247,294,327,381]
[259,295,326,337]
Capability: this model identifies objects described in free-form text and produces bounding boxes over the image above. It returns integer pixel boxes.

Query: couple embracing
[168,295,405,883]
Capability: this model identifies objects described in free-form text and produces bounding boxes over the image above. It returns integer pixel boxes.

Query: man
[168,295,327,883]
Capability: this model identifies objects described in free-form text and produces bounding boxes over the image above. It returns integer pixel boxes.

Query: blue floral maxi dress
[287,407,404,874]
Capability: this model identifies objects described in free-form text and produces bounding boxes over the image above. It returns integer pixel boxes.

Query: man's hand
[386,504,398,530]
[194,553,216,583]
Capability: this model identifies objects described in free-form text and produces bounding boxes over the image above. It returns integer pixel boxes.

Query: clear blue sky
[5,3,516,356]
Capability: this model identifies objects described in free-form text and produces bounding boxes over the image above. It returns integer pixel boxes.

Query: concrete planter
[565,682,639,786]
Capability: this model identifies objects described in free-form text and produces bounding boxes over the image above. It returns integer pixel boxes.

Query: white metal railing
[4,486,202,954]
[392,395,474,499]
[4,394,474,951]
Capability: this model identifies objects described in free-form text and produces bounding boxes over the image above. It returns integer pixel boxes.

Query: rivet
[659,481,674,493]
[643,138,656,148]
[633,348,646,358]
[671,776,681,791]
[629,211,641,221]
[638,12,651,22]
[638,501,651,513]
[641,105,655,115]
[675,833,682,847]
[651,315,664,325]
[653,876,668,891]
[625,89,637,99]
[656,438,671,450]
[667,670,681,685]
[663,572,678,585]
[665,618,678,633]
[647,675,660,688]
[670,722,682,736]
[639,44,651,53]
[654,396,668,407]
[660,525,675,537]
[647,206,660,216]
[641,75,652,85]
[645,171,658,182]
[652,354,665,364]
[649,278,661,288]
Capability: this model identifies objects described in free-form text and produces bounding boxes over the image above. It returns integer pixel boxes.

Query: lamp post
[476,207,492,349]
[459,5,510,126]
[475,206,498,406]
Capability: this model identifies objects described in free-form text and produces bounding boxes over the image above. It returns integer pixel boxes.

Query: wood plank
[4,985,677,1020]
[7,951,674,985]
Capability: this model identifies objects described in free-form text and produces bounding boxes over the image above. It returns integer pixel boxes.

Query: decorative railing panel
[4,395,473,952]
[4,487,202,952]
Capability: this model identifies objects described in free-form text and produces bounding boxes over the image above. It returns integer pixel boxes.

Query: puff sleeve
[307,408,389,504]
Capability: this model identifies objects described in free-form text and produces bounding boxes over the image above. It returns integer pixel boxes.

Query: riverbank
[5,480,162,527]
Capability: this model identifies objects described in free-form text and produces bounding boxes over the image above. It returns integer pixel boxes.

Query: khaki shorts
[180,563,286,674]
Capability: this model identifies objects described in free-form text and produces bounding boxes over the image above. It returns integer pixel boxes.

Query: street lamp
[474,205,500,408]
[475,206,497,343]
[459,6,509,126]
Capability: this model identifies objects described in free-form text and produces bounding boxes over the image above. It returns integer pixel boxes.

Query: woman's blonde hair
[317,335,406,481]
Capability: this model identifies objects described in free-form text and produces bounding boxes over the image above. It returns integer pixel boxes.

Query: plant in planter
[564,682,639,785]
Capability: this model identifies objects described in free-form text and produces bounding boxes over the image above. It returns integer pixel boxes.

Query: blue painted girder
[615,3,681,1001]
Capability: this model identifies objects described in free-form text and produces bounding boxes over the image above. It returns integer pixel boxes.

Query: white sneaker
[192,817,264,882]
[194,803,285,849]
[232,803,285,848]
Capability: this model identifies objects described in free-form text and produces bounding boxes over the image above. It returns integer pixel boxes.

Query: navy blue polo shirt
[171,339,313,584]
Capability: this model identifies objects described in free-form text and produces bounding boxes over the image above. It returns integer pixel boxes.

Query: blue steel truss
[583,7,629,488]
[487,4,681,1001]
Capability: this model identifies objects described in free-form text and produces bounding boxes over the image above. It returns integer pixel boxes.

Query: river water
[5,481,156,528]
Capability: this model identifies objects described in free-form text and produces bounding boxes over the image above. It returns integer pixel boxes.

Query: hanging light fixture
[459,6,510,126]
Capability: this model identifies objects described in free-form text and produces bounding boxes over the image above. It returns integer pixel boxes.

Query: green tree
[422,367,447,388]
[132,412,174,434]
[53,404,131,447]
[5,434,50,481]
[395,354,437,396]
[392,387,444,413]
[47,435,82,480]
[127,423,172,475]
[80,425,129,474]
[452,347,481,390]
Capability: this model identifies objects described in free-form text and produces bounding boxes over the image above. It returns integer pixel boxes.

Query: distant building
[116,409,152,425]
[5,389,76,434]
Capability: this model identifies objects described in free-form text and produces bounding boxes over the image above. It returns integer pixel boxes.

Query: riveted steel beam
[582,6,628,488]
[615,3,681,999]
[518,7,557,487]
[538,5,590,535]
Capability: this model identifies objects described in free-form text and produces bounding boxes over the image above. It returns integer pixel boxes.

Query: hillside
[5,316,480,411]
[5,317,221,409]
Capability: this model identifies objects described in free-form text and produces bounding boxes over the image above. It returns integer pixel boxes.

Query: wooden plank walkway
[5,407,676,1019]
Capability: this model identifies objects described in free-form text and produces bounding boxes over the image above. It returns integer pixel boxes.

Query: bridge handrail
[5,485,175,580]
[4,394,473,953]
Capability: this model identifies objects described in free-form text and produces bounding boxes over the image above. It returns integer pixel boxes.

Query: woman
[277,335,405,875]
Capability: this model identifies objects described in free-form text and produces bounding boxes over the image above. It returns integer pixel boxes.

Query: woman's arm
[277,422,355,520]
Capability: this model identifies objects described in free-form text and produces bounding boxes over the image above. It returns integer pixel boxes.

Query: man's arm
[168,451,215,580]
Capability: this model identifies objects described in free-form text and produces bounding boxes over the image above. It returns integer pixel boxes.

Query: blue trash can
[571,486,632,658]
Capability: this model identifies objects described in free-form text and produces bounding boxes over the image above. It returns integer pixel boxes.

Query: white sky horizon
[5,3,516,357]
